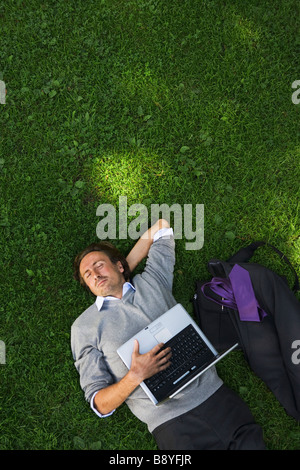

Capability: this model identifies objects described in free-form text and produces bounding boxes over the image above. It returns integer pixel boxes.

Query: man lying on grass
[71,219,265,450]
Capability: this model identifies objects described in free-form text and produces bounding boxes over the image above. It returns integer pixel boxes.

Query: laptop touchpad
[154,328,172,343]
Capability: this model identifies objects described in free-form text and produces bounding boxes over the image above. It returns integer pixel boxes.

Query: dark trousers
[152,385,266,450]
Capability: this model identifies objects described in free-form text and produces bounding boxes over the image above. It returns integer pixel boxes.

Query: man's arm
[93,340,171,415]
[126,218,170,273]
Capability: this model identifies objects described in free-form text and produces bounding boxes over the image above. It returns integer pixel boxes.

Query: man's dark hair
[73,241,131,290]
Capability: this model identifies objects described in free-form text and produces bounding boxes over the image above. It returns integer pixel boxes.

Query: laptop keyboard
[144,324,215,402]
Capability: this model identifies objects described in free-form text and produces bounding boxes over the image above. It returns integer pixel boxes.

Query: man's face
[79,251,125,298]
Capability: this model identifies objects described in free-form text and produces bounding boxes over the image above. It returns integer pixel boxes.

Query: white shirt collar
[95,281,136,311]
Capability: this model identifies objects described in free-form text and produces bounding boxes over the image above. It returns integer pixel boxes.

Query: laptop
[117,303,238,405]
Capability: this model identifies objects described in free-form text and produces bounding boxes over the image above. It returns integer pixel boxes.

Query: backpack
[192,241,300,422]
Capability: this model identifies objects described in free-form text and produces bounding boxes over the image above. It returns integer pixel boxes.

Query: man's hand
[94,340,172,415]
[129,340,172,383]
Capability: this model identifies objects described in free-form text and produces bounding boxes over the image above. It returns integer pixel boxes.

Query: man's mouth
[96,279,107,287]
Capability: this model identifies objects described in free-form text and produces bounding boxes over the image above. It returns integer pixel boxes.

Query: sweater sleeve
[71,322,115,403]
[140,232,175,292]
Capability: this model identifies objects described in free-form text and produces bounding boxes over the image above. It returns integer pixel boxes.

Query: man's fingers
[156,345,172,361]
[158,347,172,360]
[151,342,172,356]
[153,344,172,369]
[157,353,172,371]
[133,339,139,355]
[151,342,165,354]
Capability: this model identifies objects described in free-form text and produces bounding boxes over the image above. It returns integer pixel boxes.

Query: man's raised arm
[126,218,170,273]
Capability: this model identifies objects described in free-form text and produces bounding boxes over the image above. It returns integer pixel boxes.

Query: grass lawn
[0,0,299,450]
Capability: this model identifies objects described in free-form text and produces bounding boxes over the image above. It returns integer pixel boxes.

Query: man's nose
[94,270,103,279]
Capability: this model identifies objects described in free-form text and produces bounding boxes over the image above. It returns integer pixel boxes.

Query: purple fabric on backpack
[201,264,267,322]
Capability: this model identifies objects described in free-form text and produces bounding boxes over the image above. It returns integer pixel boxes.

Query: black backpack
[193,241,300,422]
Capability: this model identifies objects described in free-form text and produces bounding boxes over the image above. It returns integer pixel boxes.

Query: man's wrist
[126,369,144,387]
[142,218,170,241]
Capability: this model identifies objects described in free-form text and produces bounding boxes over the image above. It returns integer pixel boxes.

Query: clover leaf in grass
[225,231,236,241]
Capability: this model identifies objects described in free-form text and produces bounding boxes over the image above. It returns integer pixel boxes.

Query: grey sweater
[71,235,223,432]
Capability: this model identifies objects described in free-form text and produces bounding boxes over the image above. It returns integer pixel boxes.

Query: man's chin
[91,278,124,298]
[94,285,118,298]
[95,288,109,297]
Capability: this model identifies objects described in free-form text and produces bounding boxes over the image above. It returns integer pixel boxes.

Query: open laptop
[117,303,238,405]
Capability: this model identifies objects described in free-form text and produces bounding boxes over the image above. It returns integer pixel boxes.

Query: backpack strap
[227,241,299,292]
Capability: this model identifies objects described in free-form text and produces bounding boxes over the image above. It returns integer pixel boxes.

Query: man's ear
[116,260,124,273]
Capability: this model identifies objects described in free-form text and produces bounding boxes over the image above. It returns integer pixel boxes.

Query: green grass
[0,0,299,450]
